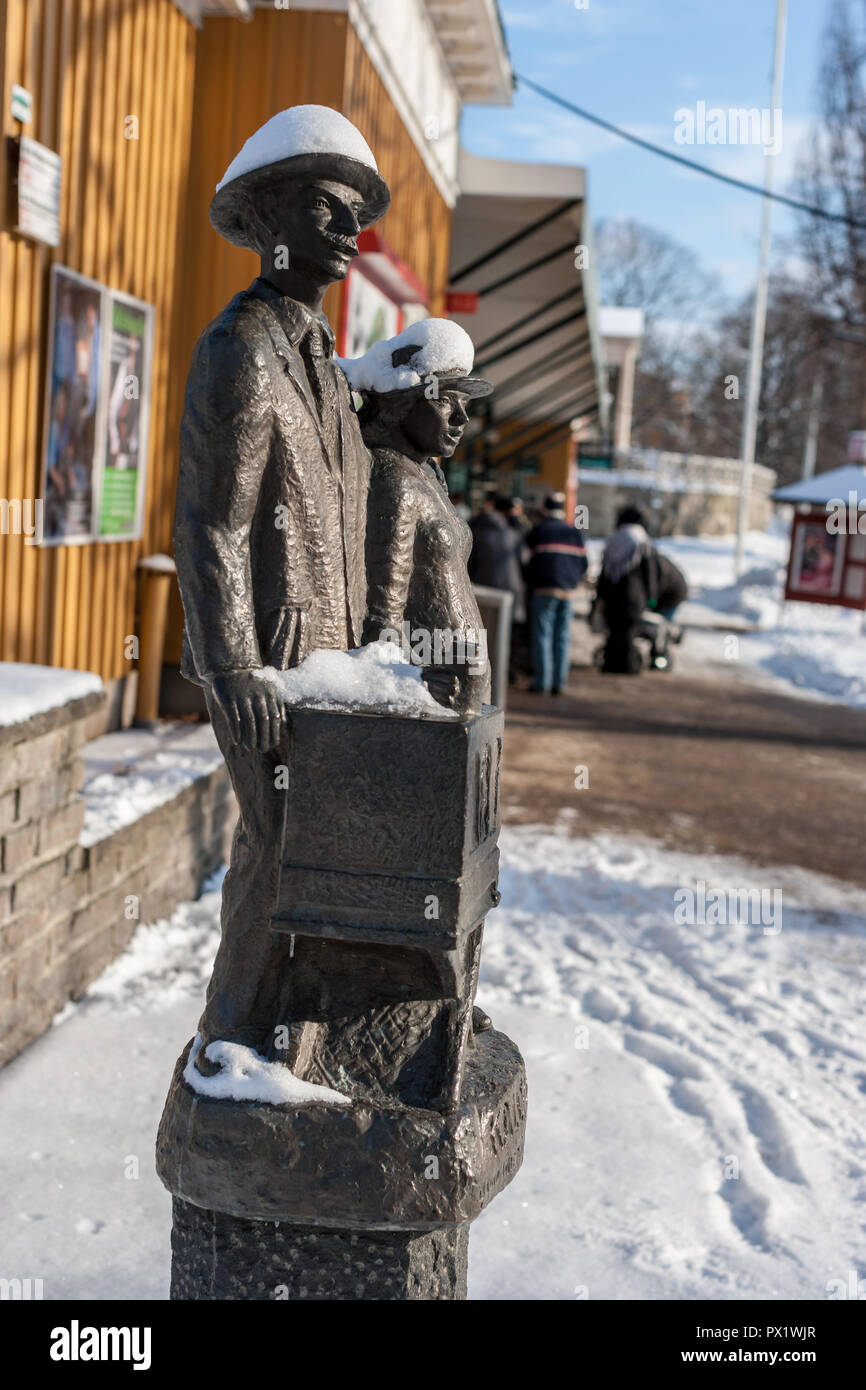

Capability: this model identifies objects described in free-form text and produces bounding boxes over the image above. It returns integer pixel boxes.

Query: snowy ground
[2,819,864,1302]
[81,723,223,846]
[662,526,866,709]
[586,524,866,709]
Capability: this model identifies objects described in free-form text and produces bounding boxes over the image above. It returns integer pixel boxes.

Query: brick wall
[0,692,235,1068]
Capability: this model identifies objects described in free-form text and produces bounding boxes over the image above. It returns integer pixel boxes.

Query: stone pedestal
[156,705,526,1300]
[170,1200,469,1301]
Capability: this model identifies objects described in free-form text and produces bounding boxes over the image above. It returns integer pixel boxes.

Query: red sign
[446,291,479,315]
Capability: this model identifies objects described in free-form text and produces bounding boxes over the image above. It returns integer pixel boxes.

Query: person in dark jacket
[468,495,527,680]
[524,492,588,694]
[468,495,526,618]
[596,504,657,674]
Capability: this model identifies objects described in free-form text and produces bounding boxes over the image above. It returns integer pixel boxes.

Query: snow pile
[217,105,379,192]
[183,1035,349,1107]
[267,643,456,718]
[3,822,864,1299]
[338,318,475,394]
[0,663,102,727]
[81,724,225,847]
[651,527,866,709]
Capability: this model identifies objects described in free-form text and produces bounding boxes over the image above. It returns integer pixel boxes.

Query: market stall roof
[447,150,608,473]
[772,465,866,505]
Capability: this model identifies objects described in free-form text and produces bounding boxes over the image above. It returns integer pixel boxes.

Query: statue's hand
[210,669,289,752]
[423,666,486,717]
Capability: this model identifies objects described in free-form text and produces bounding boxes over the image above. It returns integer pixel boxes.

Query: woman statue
[339,319,493,715]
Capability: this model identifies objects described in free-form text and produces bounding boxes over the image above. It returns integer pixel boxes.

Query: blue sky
[460,0,830,305]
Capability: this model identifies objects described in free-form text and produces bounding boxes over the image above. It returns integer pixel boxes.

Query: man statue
[173,106,390,1076]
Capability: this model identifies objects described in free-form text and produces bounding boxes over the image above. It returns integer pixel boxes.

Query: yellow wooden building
[0,0,604,722]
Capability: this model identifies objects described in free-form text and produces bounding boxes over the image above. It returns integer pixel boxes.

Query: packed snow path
[1,823,863,1301]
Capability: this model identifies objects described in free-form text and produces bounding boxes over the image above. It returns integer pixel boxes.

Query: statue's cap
[209,105,390,248]
[338,319,493,399]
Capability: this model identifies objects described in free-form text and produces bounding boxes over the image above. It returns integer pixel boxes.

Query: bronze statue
[173,106,389,1074]
[342,321,493,715]
[159,109,526,1302]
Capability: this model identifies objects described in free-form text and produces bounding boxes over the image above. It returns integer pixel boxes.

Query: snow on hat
[337,319,492,398]
[209,105,390,249]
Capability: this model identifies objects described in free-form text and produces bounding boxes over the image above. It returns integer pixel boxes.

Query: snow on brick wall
[0,680,234,1068]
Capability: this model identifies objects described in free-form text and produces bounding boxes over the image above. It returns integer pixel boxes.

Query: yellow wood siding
[1,3,454,681]
[163,8,454,664]
[0,0,195,680]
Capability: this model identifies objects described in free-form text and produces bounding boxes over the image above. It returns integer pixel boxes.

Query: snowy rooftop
[772,464,866,505]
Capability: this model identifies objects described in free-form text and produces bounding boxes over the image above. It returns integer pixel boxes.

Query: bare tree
[594,217,722,326]
[688,278,861,484]
[795,0,866,326]
[594,217,725,447]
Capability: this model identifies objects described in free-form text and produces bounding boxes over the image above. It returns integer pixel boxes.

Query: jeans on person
[530,593,573,692]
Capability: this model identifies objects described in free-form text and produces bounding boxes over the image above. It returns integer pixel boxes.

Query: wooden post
[135,554,176,724]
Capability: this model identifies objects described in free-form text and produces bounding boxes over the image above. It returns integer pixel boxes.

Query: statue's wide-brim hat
[209,105,391,250]
[368,371,493,400]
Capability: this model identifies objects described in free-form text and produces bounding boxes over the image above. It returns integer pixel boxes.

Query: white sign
[11,84,32,123]
[16,136,61,247]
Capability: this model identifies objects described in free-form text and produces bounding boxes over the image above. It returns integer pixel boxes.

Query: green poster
[97,295,150,538]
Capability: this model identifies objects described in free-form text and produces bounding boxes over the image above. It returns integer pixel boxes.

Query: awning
[772,465,866,505]
[446,149,609,476]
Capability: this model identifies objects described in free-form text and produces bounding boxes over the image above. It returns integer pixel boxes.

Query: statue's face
[402,389,471,459]
[261,178,365,281]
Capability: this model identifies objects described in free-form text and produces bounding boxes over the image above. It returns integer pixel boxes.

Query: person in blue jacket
[525,492,588,694]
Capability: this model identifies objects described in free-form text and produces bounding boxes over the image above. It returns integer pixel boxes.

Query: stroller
[589,591,683,671]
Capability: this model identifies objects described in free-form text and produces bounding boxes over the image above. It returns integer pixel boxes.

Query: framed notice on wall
[788,519,844,597]
[41,265,153,546]
[341,263,402,360]
[784,508,866,611]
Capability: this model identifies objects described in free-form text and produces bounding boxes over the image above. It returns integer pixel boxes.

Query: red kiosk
[772,464,866,614]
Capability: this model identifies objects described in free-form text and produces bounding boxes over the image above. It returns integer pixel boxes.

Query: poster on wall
[341,264,402,359]
[789,520,844,596]
[42,266,153,546]
[97,293,151,539]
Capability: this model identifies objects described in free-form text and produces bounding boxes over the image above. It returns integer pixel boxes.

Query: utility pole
[801,370,823,480]
[735,0,788,576]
